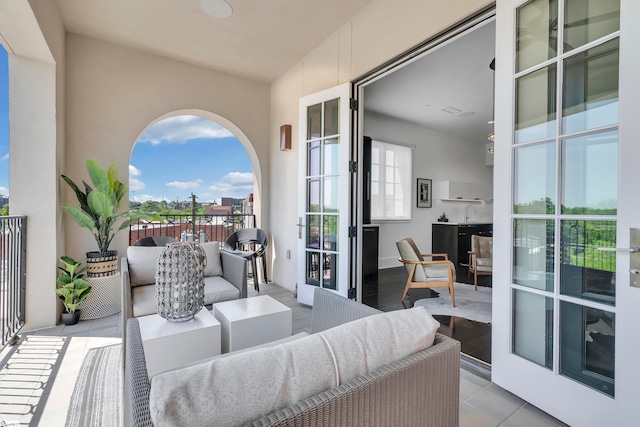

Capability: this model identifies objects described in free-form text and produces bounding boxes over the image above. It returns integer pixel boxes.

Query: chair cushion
[476,257,492,267]
[203,276,240,304]
[131,284,157,317]
[201,242,223,277]
[127,246,165,287]
[149,305,439,427]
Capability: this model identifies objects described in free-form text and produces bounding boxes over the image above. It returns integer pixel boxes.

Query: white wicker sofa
[124,288,461,427]
[121,241,248,349]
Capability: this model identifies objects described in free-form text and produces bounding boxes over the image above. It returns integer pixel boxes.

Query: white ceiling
[364,21,496,143]
[56,0,372,83]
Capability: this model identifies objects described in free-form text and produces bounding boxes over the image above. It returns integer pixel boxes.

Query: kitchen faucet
[465,204,477,223]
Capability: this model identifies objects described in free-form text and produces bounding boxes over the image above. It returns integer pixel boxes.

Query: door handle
[597,246,640,253]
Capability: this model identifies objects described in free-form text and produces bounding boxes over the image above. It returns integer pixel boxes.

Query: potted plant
[56,256,92,325]
[61,159,141,277]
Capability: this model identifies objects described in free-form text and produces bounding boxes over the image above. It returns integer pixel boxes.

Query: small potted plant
[438,212,449,222]
[56,256,92,325]
[61,159,141,277]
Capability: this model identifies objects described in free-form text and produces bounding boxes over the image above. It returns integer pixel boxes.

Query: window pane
[564,0,620,52]
[306,215,320,249]
[513,289,554,369]
[307,104,321,139]
[516,0,558,72]
[514,219,554,292]
[307,140,320,176]
[562,131,617,215]
[306,252,320,287]
[561,220,616,305]
[322,253,338,290]
[323,176,338,213]
[560,302,614,396]
[307,179,319,212]
[323,138,339,175]
[323,216,338,251]
[371,140,411,220]
[515,65,557,143]
[514,142,556,214]
[563,38,619,134]
[324,98,339,137]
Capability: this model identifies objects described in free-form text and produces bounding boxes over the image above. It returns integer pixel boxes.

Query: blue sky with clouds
[130,115,253,204]
[0,45,8,197]
[0,42,252,203]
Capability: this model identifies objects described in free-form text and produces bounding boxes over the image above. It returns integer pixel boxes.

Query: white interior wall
[364,111,493,269]
[269,0,492,291]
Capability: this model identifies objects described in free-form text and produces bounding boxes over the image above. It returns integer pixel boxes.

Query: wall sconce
[280,124,292,151]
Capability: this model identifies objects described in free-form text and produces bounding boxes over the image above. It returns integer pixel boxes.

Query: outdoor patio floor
[0,282,567,426]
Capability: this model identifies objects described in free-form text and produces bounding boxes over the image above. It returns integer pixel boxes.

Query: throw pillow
[201,242,223,276]
[126,246,165,287]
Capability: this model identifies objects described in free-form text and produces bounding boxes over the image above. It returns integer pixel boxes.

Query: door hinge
[350,98,359,111]
[348,226,357,237]
[349,161,357,173]
[348,288,357,299]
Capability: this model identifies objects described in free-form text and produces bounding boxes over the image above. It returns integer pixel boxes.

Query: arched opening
[128,111,261,246]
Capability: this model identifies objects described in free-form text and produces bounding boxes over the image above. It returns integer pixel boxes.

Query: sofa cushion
[201,242,223,277]
[203,276,240,304]
[127,246,165,287]
[132,285,157,317]
[318,306,440,385]
[150,334,336,427]
[149,305,439,427]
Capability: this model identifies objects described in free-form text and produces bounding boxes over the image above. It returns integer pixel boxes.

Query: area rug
[413,282,492,323]
[66,344,122,427]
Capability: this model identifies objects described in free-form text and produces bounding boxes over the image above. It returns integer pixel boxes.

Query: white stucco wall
[64,34,271,266]
[364,111,493,269]
[1,0,65,330]
[269,0,493,291]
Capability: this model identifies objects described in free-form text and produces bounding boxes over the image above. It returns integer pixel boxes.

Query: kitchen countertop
[434,222,493,225]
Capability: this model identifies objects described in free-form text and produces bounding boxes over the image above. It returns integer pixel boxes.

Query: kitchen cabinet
[433,180,492,201]
[362,226,379,307]
[432,223,493,268]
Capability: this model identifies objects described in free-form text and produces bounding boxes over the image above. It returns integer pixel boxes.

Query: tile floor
[0,282,566,427]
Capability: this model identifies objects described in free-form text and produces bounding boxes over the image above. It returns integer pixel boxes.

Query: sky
[0,45,8,198]
[0,41,252,204]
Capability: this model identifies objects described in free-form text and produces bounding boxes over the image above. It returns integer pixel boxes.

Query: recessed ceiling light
[201,0,233,18]
[442,106,462,115]
[458,111,476,118]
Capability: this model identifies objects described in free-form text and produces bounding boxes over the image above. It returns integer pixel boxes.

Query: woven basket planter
[86,250,118,277]
[155,242,207,322]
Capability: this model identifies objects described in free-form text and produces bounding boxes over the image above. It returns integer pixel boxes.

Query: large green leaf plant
[61,159,146,253]
[55,256,91,313]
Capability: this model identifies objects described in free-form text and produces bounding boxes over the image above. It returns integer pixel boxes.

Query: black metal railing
[0,216,27,349]
[129,213,256,245]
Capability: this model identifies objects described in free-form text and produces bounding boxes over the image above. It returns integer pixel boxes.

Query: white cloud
[0,186,8,197]
[138,115,234,145]
[129,165,142,176]
[134,194,169,203]
[207,172,254,198]
[166,179,202,190]
[1,153,8,161]
[129,178,146,192]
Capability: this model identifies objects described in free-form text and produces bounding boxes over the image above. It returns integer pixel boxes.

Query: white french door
[297,84,352,305]
[492,0,640,425]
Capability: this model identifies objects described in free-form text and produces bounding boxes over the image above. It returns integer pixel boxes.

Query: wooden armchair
[396,237,456,306]
[468,235,493,290]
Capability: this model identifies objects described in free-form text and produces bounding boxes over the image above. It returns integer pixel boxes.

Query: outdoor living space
[0,282,566,427]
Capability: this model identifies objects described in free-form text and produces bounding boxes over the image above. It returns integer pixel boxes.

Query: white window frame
[370,140,412,221]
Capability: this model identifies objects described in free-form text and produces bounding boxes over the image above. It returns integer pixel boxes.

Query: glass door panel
[560,219,616,305]
[515,65,557,143]
[514,142,556,214]
[513,289,554,369]
[513,219,555,291]
[564,0,620,52]
[516,0,558,72]
[563,38,619,133]
[560,302,615,396]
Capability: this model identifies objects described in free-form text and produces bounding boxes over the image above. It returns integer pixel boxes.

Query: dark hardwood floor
[370,266,492,365]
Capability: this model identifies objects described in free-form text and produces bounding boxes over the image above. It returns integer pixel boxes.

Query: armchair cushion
[131,285,157,317]
[126,246,165,287]
[201,242,223,277]
[203,276,241,304]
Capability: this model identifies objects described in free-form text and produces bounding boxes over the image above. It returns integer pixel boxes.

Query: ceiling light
[201,0,233,18]
[442,106,462,115]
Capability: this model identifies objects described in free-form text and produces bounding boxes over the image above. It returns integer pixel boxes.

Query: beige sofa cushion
[131,285,157,317]
[201,242,223,277]
[203,276,240,304]
[149,305,439,427]
[126,246,165,287]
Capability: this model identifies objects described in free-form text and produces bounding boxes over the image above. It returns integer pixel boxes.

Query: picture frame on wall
[417,178,432,208]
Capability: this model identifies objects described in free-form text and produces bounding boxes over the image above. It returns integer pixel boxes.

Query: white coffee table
[137,308,221,378]
[212,295,292,353]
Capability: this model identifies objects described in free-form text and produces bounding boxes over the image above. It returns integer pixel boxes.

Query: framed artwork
[417,178,432,208]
